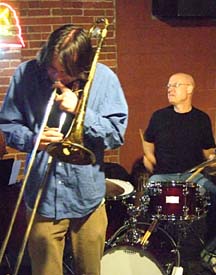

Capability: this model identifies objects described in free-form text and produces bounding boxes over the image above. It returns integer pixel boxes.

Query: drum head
[101,245,165,275]
[105,178,134,200]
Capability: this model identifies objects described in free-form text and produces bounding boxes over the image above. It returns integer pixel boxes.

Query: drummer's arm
[143,140,156,174]
[203,147,216,160]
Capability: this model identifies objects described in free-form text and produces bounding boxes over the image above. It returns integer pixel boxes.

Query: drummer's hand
[54,81,78,113]
[36,127,64,151]
[208,154,215,160]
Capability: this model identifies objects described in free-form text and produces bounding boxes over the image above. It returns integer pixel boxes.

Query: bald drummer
[142,72,216,195]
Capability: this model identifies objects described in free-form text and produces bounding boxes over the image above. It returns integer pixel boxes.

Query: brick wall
[0,0,119,180]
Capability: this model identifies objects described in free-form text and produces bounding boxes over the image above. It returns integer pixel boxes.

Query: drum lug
[167,214,176,221]
[183,206,189,218]
[156,205,162,216]
[126,203,142,218]
[183,187,189,196]
[140,195,150,213]
[195,207,202,218]
[140,194,150,204]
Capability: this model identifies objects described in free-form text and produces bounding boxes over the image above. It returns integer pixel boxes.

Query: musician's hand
[36,127,64,151]
[54,81,78,113]
[208,154,215,160]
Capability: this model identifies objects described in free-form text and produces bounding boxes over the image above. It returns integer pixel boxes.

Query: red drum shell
[146,181,207,221]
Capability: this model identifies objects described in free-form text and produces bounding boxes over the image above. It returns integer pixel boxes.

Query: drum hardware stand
[171,220,208,275]
[121,195,153,246]
[0,253,12,275]
[63,243,75,275]
[200,238,216,274]
[105,200,149,248]
[107,196,158,248]
[105,207,139,247]
[62,231,76,275]
[63,260,74,275]
[133,193,150,217]
[161,217,206,274]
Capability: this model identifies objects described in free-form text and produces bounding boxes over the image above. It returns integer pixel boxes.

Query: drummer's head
[167,73,195,107]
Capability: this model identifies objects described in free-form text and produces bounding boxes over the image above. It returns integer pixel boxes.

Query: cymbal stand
[63,233,75,275]
[63,260,74,275]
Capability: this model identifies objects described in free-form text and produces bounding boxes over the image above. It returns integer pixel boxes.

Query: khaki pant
[27,203,107,275]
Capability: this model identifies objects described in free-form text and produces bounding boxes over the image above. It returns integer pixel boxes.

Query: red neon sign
[0,2,25,48]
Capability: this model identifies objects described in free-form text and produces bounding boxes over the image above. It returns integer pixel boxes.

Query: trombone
[47,18,109,165]
[0,18,109,275]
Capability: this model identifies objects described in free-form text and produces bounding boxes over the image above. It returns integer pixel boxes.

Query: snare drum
[105,179,134,240]
[146,181,207,221]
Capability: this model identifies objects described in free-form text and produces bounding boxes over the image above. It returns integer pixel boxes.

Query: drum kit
[101,158,216,275]
[62,158,216,275]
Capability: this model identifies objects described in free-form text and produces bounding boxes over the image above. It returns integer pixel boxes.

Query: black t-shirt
[144,106,216,173]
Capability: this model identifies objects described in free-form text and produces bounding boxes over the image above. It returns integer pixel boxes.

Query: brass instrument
[0,18,109,275]
[47,18,109,165]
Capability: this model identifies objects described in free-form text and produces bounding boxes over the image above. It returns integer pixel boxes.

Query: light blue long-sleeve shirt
[0,60,128,219]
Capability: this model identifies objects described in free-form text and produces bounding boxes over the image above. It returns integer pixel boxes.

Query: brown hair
[37,24,93,79]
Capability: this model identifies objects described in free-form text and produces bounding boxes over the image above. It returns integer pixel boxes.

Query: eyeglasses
[167,83,191,89]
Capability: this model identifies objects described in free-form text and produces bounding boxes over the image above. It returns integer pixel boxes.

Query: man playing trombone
[0,23,128,275]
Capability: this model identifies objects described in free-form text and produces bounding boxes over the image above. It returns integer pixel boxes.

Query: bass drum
[101,222,180,275]
[101,245,165,275]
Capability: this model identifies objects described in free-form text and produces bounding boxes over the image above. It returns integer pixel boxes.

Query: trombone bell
[47,141,96,165]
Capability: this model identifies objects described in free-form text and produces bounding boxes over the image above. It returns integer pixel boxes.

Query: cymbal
[105,179,124,198]
[187,157,216,173]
